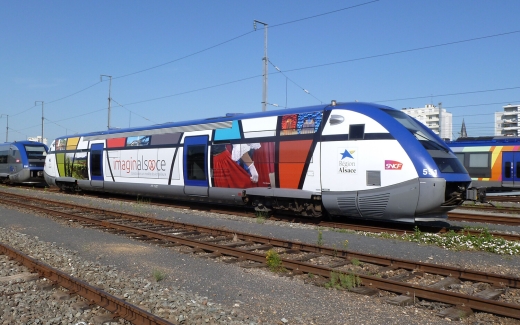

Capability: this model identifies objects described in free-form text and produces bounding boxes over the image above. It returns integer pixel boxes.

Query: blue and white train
[0,141,48,185]
[43,102,471,223]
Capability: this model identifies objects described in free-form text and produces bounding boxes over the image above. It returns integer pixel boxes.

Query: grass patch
[350,258,361,266]
[325,271,362,290]
[136,195,151,205]
[266,249,286,272]
[152,269,166,282]
[360,226,520,255]
[317,228,324,246]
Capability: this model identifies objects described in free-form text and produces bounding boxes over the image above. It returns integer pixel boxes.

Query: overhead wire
[269,0,379,28]
[11,9,517,120]
[283,30,520,75]
[110,98,158,124]
[373,85,520,103]
[113,1,379,80]
[105,30,520,110]
[13,1,379,114]
[268,60,323,104]
[44,118,81,135]
[6,4,519,139]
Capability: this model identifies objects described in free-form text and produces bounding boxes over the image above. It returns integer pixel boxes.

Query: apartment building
[401,104,453,140]
[494,104,520,136]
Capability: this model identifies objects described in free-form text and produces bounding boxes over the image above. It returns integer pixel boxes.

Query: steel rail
[1,193,520,319]
[1,192,519,290]
[0,243,175,325]
[449,210,520,226]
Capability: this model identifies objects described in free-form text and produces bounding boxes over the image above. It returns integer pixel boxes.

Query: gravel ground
[1,186,520,324]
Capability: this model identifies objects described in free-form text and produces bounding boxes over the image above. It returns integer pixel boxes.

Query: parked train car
[0,141,48,185]
[44,102,471,223]
[447,136,520,190]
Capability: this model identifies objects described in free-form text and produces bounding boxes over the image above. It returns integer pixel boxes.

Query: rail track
[6,185,520,238]
[0,191,519,321]
[0,242,174,325]
[485,195,520,204]
[448,208,520,226]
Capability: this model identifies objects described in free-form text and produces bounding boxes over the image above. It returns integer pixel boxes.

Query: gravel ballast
[1,186,519,324]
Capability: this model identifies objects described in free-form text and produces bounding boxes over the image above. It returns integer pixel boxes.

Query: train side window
[349,124,365,140]
[505,162,512,178]
[516,162,520,179]
[91,150,102,177]
[468,153,488,168]
[462,152,491,178]
[454,153,464,165]
[0,150,7,163]
[187,145,207,180]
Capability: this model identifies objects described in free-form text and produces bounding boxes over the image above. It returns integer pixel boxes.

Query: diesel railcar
[447,136,520,190]
[44,102,471,223]
[0,141,48,185]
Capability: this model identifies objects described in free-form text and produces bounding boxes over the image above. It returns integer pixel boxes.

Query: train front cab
[0,142,48,184]
[375,108,471,222]
[318,105,471,223]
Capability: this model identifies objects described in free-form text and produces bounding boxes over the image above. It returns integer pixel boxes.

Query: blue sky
[1,0,519,143]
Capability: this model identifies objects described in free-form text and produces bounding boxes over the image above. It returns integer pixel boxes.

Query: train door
[501,152,520,187]
[183,136,209,196]
[90,143,104,188]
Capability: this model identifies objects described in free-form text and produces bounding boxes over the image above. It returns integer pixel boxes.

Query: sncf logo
[385,160,403,170]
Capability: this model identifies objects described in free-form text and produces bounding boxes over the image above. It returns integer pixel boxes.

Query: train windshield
[382,109,449,152]
[24,145,47,159]
[432,157,467,174]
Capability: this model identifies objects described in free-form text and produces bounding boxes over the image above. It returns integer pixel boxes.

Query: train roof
[54,102,398,141]
[0,141,48,148]
[446,136,520,147]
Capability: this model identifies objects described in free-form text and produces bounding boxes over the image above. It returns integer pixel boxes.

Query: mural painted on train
[52,110,323,189]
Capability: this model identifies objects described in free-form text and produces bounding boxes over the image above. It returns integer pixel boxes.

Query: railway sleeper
[436,306,474,321]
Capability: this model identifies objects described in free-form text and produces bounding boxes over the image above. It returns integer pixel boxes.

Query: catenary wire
[7,3,376,115]
[113,1,378,80]
[110,98,158,124]
[268,59,323,104]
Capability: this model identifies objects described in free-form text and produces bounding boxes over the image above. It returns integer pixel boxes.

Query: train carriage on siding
[44,102,471,223]
[447,136,520,190]
[0,141,48,185]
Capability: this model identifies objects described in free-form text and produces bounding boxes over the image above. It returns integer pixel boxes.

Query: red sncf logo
[385,160,403,170]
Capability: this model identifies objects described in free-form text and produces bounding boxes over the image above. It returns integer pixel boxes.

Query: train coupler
[465,187,487,204]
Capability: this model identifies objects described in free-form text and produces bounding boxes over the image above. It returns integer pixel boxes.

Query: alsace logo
[340,149,355,160]
[112,156,167,174]
[385,160,403,170]
[339,148,356,173]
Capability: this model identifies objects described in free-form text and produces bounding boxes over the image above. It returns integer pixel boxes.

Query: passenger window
[516,162,520,179]
[91,150,102,177]
[505,162,512,178]
[468,153,489,168]
[454,153,465,165]
[349,124,365,140]
[187,145,207,180]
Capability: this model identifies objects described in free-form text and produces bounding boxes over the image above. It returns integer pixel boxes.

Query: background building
[494,104,520,136]
[27,136,48,145]
[401,104,453,140]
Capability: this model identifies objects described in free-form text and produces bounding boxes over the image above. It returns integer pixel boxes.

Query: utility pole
[438,102,443,140]
[0,114,8,142]
[254,20,268,112]
[101,75,112,129]
[35,101,44,143]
